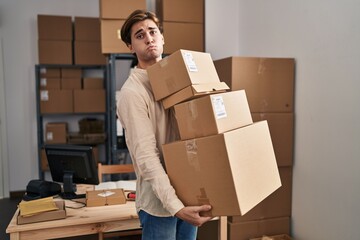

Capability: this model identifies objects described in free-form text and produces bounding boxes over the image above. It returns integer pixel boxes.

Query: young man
[117,10,212,240]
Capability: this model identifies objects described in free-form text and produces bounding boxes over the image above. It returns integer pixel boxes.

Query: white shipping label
[211,95,227,119]
[46,132,53,140]
[40,90,49,101]
[40,68,47,74]
[40,78,47,87]
[183,52,198,72]
[98,191,115,197]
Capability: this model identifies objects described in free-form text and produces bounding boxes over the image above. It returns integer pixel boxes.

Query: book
[19,197,58,217]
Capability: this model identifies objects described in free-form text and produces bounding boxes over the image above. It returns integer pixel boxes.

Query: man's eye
[136,34,144,39]
[150,30,157,35]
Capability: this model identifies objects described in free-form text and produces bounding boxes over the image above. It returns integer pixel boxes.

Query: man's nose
[145,33,154,44]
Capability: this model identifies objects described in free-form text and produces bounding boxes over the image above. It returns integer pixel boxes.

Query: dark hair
[121,10,162,46]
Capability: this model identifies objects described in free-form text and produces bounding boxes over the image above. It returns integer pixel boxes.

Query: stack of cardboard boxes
[156,0,205,54]
[210,57,295,239]
[147,49,282,220]
[100,0,146,54]
[74,17,106,65]
[38,15,106,65]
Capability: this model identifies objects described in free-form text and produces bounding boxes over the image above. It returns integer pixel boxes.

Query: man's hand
[175,205,213,226]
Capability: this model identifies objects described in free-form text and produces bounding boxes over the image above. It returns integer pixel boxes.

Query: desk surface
[6,200,140,240]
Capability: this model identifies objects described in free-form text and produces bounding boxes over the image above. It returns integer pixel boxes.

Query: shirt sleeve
[117,87,184,216]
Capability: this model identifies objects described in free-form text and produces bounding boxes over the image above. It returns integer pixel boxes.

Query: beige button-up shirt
[117,67,184,217]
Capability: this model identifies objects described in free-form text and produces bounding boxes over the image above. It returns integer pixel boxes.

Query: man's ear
[128,44,134,53]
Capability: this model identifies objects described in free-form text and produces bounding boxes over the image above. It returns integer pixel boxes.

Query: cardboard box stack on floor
[99,0,147,54]
[207,56,295,240]
[148,49,282,219]
[156,0,205,54]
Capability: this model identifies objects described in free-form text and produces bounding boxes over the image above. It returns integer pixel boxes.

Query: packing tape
[185,139,200,172]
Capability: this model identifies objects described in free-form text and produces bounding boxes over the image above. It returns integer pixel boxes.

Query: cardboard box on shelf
[39,78,61,90]
[37,15,72,40]
[40,68,61,78]
[74,41,106,65]
[156,0,204,23]
[252,113,294,167]
[100,19,131,54]
[74,17,101,41]
[174,90,253,140]
[45,122,68,144]
[214,57,295,113]
[83,78,104,89]
[99,0,146,19]
[163,22,204,54]
[61,68,82,78]
[38,40,72,65]
[162,121,281,217]
[228,217,290,240]
[17,200,66,225]
[229,167,292,222]
[161,82,229,109]
[147,49,220,101]
[61,78,82,90]
[74,89,106,113]
[40,90,73,114]
[86,189,126,207]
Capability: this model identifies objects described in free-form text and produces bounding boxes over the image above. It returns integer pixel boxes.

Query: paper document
[95,180,136,191]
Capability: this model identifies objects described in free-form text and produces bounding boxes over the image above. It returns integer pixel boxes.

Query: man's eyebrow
[133,26,158,36]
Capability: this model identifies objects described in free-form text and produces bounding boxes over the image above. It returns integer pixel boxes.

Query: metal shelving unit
[35,64,109,179]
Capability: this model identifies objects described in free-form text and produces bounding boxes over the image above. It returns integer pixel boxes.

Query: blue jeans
[138,210,197,240]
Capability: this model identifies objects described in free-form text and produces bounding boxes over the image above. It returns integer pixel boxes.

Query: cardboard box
[214,57,295,113]
[156,0,204,23]
[40,68,61,78]
[41,148,49,171]
[100,19,131,54]
[147,49,221,101]
[228,217,290,240]
[229,167,292,222]
[17,200,66,225]
[174,90,253,140]
[162,121,281,217]
[74,17,101,41]
[38,40,73,65]
[61,68,82,78]
[61,78,82,90]
[40,90,73,114]
[83,78,104,89]
[74,89,106,113]
[86,189,126,207]
[163,22,204,54]
[99,0,147,19]
[251,234,293,240]
[162,82,229,109]
[252,113,294,167]
[45,122,68,144]
[74,41,107,65]
[37,15,72,40]
[39,78,61,90]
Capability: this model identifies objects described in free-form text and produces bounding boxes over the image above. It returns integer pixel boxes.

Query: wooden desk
[6,199,227,240]
[6,200,139,240]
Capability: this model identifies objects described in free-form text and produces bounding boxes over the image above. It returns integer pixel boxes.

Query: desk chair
[97,163,142,240]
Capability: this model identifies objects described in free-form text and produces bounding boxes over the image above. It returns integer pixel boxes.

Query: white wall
[2,0,360,238]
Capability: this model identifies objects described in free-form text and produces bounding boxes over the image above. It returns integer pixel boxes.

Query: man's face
[128,19,164,66]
